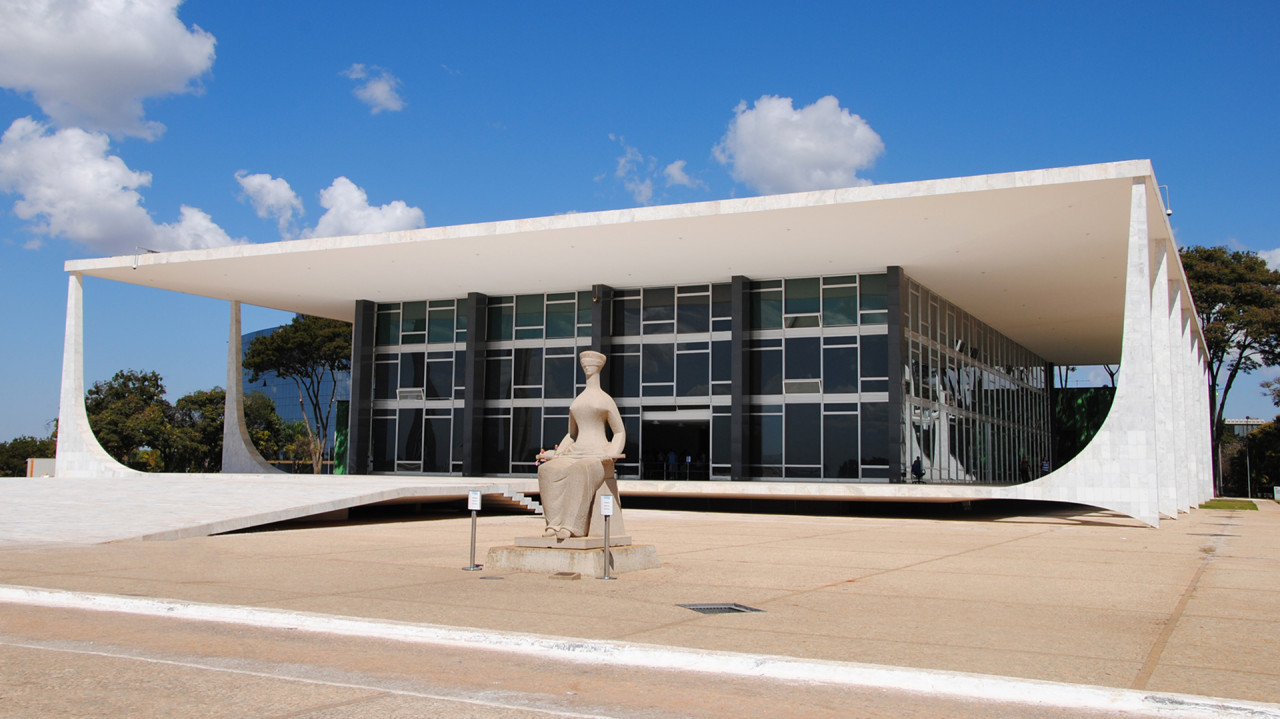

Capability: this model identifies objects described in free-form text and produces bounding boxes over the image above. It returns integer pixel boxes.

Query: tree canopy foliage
[1222,423,1279,500]
[1180,246,1280,487]
[242,315,352,473]
[82,369,290,472]
[0,433,57,477]
[85,369,173,470]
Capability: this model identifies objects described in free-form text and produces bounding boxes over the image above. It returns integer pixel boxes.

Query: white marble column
[54,274,141,478]
[1149,240,1176,518]
[221,301,283,474]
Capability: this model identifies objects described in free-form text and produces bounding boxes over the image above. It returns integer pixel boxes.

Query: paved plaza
[0,481,1278,717]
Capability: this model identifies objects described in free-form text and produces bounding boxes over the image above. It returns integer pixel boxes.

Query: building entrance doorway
[642,419,710,480]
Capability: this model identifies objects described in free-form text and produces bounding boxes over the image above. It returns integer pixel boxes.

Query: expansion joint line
[1130,520,1230,689]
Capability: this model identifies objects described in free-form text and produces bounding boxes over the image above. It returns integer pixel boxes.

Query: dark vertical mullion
[886,267,906,482]
[461,292,488,476]
[347,300,376,475]
[591,283,614,386]
[730,275,751,481]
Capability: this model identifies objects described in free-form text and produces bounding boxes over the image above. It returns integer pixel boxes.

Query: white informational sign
[468,490,482,511]
[600,494,614,516]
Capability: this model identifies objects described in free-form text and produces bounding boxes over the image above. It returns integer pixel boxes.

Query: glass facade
[902,277,1051,483]
[359,270,1049,485]
[242,326,351,466]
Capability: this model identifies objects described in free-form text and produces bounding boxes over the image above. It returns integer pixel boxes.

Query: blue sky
[1,1,1279,442]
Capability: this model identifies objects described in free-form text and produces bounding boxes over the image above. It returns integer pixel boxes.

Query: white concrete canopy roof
[66,160,1182,366]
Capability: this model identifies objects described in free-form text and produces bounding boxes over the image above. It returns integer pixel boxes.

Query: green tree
[85,369,175,470]
[172,388,225,472]
[0,433,57,477]
[1223,420,1279,500]
[244,391,290,463]
[242,315,352,474]
[1180,246,1280,492]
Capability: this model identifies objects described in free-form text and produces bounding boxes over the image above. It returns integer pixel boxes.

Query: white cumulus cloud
[236,171,303,237]
[342,63,405,114]
[0,0,216,140]
[664,160,705,189]
[1259,248,1280,271]
[607,134,702,205]
[303,177,424,238]
[0,117,238,255]
[713,95,884,194]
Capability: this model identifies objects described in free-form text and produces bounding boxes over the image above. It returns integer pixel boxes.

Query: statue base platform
[514,535,631,549]
[486,544,660,575]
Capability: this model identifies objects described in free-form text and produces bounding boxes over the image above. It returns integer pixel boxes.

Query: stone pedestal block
[514,535,631,549]
[485,544,659,575]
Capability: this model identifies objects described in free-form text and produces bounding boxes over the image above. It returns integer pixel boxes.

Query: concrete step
[483,489,542,515]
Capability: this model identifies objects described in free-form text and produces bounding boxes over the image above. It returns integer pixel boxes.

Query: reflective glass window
[371,416,395,471]
[512,407,542,467]
[397,409,422,462]
[860,273,887,311]
[712,415,729,465]
[577,291,593,327]
[643,343,674,383]
[677,352,710,396]
[485,358,512,400]
[785,337,820,379]
[375,311,400,346]
[751,348,782,395]
[822,285,858,326]
[712,340,731,382]
[613,297,640,336]
[823,413,859,478]
[482,415,510,474]
[712,283,732,318]
[751,289,782,329]
[785,278,820,315]
[425,359,452,399]
[486,303,513,341]
[610,352,640,398]
[750,413,783,465]
[546,301,575,338]
[861,334,888,378]
[823,345,858,393]
[644,287,675,322]
[427,308,454,343]
[543,415,569,451]
[544,355,575,399]
[423,417,450,472]
[677,294,710,334]
[399,352,424,389]
[514,348,543,387]
[401,302,426,342]
[515,294,543,328]
[374,358,398,400]
[860,402,890,466]
[785,403,821,466]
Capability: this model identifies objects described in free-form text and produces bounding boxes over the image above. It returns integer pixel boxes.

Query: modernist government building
[55,161,1212,526]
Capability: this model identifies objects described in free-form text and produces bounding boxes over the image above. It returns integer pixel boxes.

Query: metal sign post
[599,494,616,580]
[463,490,483,571]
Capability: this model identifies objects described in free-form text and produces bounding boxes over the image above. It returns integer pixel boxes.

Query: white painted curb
[1,585,1275,718]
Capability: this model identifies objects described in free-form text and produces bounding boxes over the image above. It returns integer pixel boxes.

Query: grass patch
[1200,498,1258,510]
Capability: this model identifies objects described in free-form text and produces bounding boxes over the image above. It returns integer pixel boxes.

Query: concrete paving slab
[1,493,1279,714]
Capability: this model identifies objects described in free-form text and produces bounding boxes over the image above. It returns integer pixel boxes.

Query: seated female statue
[536,350,625,539]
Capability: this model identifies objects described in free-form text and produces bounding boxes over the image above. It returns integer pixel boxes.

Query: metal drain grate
[678,603,763,615]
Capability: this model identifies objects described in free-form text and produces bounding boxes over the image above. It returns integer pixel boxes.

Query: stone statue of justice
[534,350,627,541]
